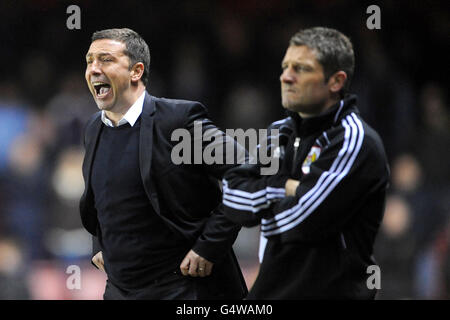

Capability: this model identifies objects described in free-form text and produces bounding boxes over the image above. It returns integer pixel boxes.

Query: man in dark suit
[80,28,247,299]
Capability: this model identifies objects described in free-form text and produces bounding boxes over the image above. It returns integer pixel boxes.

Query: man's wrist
[285,179,300,196]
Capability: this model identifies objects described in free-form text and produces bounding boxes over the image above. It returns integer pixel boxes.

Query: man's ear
[328,71,347,94]
[130,62,144,83]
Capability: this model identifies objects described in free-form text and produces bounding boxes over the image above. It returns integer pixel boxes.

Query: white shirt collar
[101,91,146,127]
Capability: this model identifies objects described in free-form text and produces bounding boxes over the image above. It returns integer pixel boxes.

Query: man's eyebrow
[282,60,314,67]
[85,52,114,59]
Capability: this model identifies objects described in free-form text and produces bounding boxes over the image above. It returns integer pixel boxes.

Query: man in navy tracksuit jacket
[222,27,390,299]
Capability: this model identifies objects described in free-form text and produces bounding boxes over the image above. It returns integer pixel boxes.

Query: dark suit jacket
[80,92,247,298]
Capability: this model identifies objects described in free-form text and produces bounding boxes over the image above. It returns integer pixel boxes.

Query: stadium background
[0,0,448,299]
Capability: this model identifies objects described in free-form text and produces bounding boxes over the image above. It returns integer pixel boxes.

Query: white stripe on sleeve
[261,113,364,236]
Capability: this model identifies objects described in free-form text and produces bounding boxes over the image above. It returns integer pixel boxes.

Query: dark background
[0,0,448,299]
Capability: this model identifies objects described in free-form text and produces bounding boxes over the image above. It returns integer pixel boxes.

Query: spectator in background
[0,237,30,299]
[46,147,92,262]
[352,31,415,161]
[410,83,450,189]
[439,217,450,299]
[223,83,272,130]
[0,82,29,174]
[171,39,209,102]
[390,154,444,252]
[384,153,448,299]
[1,130,50,261]
[374,194,416,299]
[44,72,98,149]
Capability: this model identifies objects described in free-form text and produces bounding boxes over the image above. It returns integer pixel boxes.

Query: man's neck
[105,86,145,126]
[298,96,340,119]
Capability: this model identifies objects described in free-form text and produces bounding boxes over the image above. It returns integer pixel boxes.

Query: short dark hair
[290,27,354,93]
[92,28,150,86]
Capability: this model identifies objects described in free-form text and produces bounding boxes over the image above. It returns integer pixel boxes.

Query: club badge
[302,145,322,174]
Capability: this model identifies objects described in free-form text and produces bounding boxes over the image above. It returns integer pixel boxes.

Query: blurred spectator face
[382,195,412,238]
[280,45,340,117]
[420,83,448,131]
[8,134,43,177]
[51,147,85,202]
[85,39,139,113]
[392,154,423,192]
[0,238,23,275]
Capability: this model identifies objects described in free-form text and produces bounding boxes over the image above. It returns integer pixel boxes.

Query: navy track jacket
[222,95,390,299]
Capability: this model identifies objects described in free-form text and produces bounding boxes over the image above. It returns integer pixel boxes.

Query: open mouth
[92,82,111,98]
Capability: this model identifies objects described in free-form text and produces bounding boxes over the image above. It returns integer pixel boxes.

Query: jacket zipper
[291,137,301,176]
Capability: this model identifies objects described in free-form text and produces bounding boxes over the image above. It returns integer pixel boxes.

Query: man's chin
[95,102,112,111]
[282,101,299,113]
[94,97,114,110]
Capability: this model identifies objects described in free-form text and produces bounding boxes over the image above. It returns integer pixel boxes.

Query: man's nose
[280,68,295,83]
[88,61,102,75]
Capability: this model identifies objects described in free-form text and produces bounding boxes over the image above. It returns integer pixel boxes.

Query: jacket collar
[287,94,358,138]
[142,91,156,117]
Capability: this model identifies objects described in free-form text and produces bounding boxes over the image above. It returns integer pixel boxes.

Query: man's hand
[180,249,213,277]
[285,179,300,196]
[92,251,105,272]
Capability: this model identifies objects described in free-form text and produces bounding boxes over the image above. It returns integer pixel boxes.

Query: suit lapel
[139,92,159,212]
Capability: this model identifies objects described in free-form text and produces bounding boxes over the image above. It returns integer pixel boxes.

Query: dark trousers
[103,271,215,300]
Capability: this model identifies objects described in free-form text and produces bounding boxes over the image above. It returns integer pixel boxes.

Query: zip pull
[292,137,301,176]
[293,137,301,152]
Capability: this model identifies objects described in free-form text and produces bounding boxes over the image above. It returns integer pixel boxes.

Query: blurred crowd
[0,1,448,299]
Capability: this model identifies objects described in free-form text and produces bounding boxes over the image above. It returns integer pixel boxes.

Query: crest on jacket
[302,145,321,174]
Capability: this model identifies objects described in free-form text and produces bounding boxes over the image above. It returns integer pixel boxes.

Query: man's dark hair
[290,27,354,93]
[92,28,150,86]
